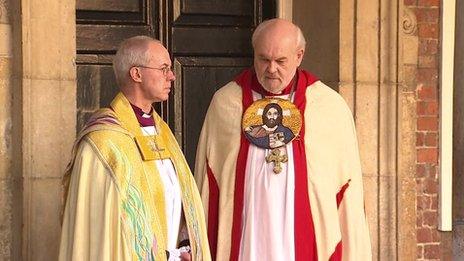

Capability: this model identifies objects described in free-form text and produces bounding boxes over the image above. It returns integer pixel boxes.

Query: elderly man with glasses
[59,36,211,261]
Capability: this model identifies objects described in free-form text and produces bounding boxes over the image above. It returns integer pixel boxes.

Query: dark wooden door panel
[172,57,252,167]
[172,27,253,55]
[76,62,118,131]
[172,0,255,26]
[77,0,140,12]
[77,25,153,52]
[76,0,158,132]
[181,0,253,16]
[77,0,151,23]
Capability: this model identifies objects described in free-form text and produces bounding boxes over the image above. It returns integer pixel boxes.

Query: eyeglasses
[134,65,173,76]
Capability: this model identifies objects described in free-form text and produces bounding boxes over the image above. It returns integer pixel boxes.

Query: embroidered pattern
[242,98,302,149]
[108,141,156,260]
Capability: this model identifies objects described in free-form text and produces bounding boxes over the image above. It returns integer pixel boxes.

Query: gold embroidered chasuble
[60,93,210,261]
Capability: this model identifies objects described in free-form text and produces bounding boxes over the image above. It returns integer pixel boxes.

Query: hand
[180,252,191,261]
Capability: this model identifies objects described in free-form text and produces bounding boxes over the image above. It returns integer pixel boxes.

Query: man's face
[254,34,303,94]
[138,43,176,102]
[264,107,280,128]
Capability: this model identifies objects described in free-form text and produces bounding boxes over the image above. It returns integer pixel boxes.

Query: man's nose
[267,61,277,73]
[167,70,176,81]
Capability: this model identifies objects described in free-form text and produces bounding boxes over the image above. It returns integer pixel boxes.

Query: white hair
[295,27,306,50]
[251,19,306,50]
[113,35,162,86]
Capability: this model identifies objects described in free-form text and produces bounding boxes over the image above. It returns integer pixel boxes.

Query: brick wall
[406,0,442,260]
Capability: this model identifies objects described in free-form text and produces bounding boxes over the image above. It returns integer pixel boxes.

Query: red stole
[230,68,319,261]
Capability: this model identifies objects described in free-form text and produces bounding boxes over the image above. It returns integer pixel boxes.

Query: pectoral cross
[265,148,288,174]
[148,140,161,152]
[148,140,166,162]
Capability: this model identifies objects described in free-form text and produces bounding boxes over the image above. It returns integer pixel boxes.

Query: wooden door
[76,0,276,168]
[76,0,159,130]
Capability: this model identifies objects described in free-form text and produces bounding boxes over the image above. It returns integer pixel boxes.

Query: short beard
[265,119,277,128]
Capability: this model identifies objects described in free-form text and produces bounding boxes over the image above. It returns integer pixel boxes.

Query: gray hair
[251,19,306,50]
[113,35,161,86]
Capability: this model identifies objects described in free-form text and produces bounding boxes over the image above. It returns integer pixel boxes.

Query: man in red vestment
[195,18,372,261]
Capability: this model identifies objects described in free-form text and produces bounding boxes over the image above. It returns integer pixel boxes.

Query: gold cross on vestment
[148,140,162,152]
[265,148,288,174]
[135,135,170,161]
[148,139,167,162]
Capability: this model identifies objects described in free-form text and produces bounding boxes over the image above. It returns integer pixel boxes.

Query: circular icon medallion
[242,98,302,149]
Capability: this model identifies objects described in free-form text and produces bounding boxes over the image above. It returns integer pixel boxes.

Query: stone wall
[0,0,13,258]
[0,0,23,259]
[0,0,76,259]
[19,0,76,259]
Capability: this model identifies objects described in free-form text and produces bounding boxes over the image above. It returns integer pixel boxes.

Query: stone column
[398,4,419,260]
[20,0,76,259]
[339,0,417,259]
[0,0,15,259]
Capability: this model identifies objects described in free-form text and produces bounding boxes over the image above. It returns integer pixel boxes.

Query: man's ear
[296,48,305,66]
[129,67,143,83]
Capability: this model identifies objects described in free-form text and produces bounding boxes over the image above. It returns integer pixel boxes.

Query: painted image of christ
[244,103,295,149]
